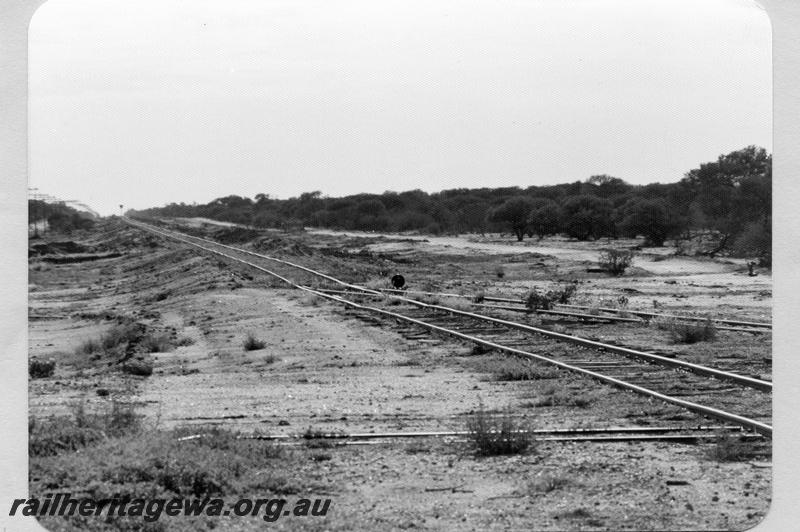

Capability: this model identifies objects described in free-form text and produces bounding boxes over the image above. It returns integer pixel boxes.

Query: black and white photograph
[20,0,774,530]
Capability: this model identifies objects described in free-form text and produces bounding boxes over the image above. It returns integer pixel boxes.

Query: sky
[28,0,772,216]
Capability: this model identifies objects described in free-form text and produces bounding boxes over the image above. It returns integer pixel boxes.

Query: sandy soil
[306,229,757,277]
[27,221,772,531]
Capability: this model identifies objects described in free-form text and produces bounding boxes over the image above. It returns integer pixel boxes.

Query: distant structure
[28,188,101,218]
[28,187,100,236]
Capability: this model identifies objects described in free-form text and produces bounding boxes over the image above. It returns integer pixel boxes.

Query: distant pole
[119,204,124,217]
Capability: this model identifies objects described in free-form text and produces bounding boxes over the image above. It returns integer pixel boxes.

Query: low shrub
[465,403,534,456]
[302,427,340,449]
[101,323,145,351]
[300,293,322,306]
[75,322,145,358]
[29,401,143,457]
[524,288,553,310]
[598,249,634,275]
[29,358,56,379]
[524,283,578,310]
[555,508,596,521]
[394,358,422,367]
[552,283,578,304]
[417,295,441,306]
[440,297,471,311]
[470,344,493,356]
[528,475,570,494]
[243,333,266,351]
[30,425,287,517]
[140,333,174,353]
[656,317,717,344]
[707,431,759,462]
[122,358,155,376]
[175,336,195,347]
[77,337,102,355]
[105,401,144,437]
[495,266,506,279]
[364,278,388,290]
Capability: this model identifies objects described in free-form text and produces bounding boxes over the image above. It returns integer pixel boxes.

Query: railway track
[375,288,771,333]
[124,218,772,437]
[176,425,767,446]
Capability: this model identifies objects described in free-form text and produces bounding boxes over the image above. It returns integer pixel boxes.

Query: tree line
[130,146,771,262]
[28,200,96,234]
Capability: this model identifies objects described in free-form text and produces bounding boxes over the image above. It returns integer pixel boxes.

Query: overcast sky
[29,0,771,216]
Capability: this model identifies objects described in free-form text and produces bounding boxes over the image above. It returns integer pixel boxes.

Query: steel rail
[378,288,772,332]
[380,289,772,330]
[323,289,767,333]
[378,287,521,304]
[313,288,644,323]
[128,218,772,392]
[176,425,759,443]
[392,298,772,392]
[331,434,765,445]
[179,434,764,445]
[310,286,772,391]
[126,219,773,437]
[559,304,771,329]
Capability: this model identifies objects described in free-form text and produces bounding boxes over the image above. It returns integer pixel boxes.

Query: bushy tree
[732,219,771,266]
[487,197,534,241]
[620,198,680,246]
[561,195,613,240]
[678,146,771,254]
[584,175,632,198]
[526,198,562,239]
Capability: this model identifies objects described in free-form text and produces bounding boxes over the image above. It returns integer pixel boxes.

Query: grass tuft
[465,403,534,456]
[524,384,594,408]
[482,358,560,381]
